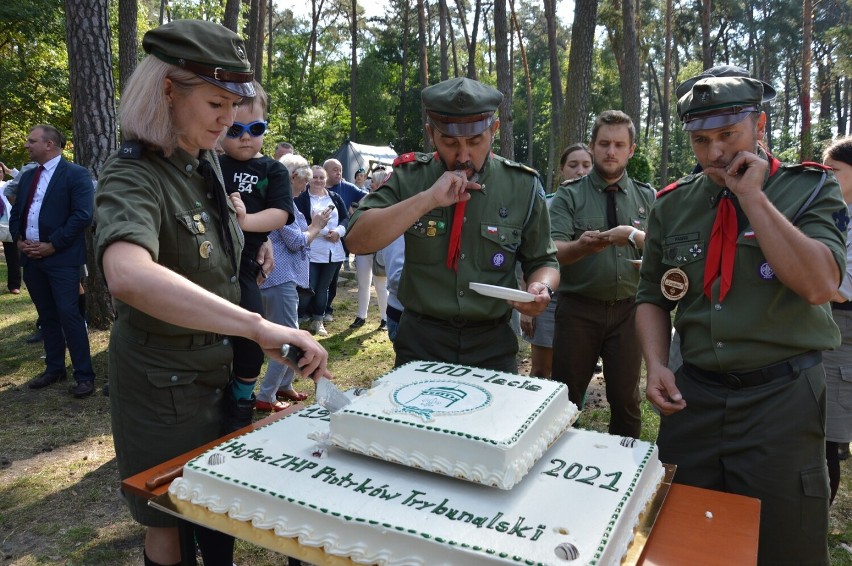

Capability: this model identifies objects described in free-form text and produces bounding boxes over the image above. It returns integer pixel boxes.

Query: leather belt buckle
[724,373,744,389]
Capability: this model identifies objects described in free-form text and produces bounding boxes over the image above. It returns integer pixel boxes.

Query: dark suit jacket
[8,158,93,267]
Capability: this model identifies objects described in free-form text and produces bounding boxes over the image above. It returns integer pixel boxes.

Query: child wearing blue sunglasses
[219,81,296,414]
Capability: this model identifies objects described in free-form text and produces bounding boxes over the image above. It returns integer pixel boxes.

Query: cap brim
[199,75,255,98]
[684,109,755,131]
[429,115,494,137]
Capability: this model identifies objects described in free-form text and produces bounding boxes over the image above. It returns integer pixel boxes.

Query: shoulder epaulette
[790,161,833,172]
[118,141,144,160]
[392,152,432,167]
[657,174,699,198]
[498,155,539,176]
[559,177,584,187]
[633,179,655,192]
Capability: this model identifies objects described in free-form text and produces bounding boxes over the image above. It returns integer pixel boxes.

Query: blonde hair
[279,153,309,172]
[119,56,205,155]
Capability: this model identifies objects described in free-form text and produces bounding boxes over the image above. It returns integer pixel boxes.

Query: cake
[324,361,579,489]
[169,405,665,565]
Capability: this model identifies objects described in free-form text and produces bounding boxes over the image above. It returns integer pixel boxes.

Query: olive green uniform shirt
[549,169,655,301]
[636,156,846,372]
[348,152,558,322]
[96,145,243,357]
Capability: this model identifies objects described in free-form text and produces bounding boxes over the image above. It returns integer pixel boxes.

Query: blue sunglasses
[226,120,268,138]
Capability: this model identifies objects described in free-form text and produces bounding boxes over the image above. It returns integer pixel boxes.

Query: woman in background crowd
[349,166,390,330]
[295,165,347,336]
[823,135,852,503]
[257,155,331,411]
[520,143,593,377]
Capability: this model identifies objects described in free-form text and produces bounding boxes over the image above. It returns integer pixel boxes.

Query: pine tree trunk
[64,0,118,329]
[494,0,513,159]
[117,0,137,97]
[562,0,598,147]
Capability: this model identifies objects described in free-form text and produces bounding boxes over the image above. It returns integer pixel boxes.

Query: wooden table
[124,410,761,565]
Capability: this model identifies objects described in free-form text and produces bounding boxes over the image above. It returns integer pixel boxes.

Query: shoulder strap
[790,170,828,225]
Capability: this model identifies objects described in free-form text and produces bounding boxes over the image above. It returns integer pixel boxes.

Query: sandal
[256,399,290,412]
[277,388,309,402]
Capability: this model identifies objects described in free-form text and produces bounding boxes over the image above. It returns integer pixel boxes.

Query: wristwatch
[628,228,639,249]
[541,282,555,298]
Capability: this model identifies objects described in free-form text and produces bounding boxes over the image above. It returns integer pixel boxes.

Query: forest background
[0,0,850,327]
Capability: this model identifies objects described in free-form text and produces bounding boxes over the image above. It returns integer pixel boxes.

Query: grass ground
[0,261,851,565]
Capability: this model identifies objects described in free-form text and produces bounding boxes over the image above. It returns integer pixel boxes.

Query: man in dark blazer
[9,124,95,398]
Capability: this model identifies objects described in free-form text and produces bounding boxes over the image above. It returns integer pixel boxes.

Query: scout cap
[677,76,765,131]
[422,77,503,137]
[143,19,255,98]
[675,65,777,101]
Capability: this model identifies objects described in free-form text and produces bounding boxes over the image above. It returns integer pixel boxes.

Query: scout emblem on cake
[391,380,492,422]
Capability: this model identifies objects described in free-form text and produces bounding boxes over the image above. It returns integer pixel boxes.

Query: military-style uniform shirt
[636,152,846,372]
[96,144,244,368]
[348,152,558,322]
[549,169,655,301]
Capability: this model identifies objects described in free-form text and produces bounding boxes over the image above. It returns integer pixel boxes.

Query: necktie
[703,190,738,302]
[605,185,618,229]
[446,200,467,271]
[198,160,237,273]
[20,165,45,238]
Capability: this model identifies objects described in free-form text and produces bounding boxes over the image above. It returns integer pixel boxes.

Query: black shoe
[69,380,95,398]
[349,317,366,329]
[25,328,43,343]
[378,319,387,330]
[840,443,850,461]
[28,371,67,389]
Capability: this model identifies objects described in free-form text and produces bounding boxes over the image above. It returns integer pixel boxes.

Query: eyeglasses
[226,121,268,138]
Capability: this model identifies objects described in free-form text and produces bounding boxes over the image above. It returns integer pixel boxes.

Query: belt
[831,301,852,311]
[386,305,403,324]
[121,324,226,349]
[404,309,510,329]
[683,351,822,389]
[560,291,635,307]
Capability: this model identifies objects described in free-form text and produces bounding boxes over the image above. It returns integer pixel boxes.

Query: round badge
[757,262,775,280]
[199,241,213,259]
[661,268,689,301]
[491,252,505,268]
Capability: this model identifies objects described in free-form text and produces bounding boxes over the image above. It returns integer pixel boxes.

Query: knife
[280,344,351,413]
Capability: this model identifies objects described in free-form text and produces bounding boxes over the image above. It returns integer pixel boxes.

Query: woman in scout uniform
[345,77,559,372]
[94,20,330,566]
[823,136,852,503]
[636,73,845,565]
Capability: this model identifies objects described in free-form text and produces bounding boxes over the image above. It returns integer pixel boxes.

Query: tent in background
[330,141,397,183]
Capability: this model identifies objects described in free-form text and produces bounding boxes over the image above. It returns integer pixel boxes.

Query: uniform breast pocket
[405,209,448,265]
[173,209,217,274]
[573,216,605,239]
[479,223,521,271]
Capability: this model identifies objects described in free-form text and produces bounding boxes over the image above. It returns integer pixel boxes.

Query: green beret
[143,19,255,98]
[422,77,503,136]
[677,77,765,131]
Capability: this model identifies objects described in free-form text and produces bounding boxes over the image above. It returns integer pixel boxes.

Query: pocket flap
[146,369,198,388]
[800,466,829,499]
[840,365,852,384]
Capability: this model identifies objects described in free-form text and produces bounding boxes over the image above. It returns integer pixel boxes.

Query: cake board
[148,464,674,565]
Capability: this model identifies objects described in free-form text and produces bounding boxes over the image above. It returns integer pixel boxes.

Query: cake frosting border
[169,413,665,566]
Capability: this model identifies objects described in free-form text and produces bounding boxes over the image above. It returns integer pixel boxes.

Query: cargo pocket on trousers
[146,370,199,426]
[800,466,829,535]
[839,366,852,410]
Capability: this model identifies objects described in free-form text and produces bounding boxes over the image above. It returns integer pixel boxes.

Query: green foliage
[627,146,655,185]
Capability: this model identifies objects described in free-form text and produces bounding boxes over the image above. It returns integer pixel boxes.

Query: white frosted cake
[324,361,579,489]
[170,404,665,565]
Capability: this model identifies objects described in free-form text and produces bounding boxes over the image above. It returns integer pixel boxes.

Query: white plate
[469,282,535,302]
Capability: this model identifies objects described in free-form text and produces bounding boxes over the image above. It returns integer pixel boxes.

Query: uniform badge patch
[499,207,508,218]
[834,208,850,232]
[491,252,506,268]
[661,268,689,301]
[757,262,775,280]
